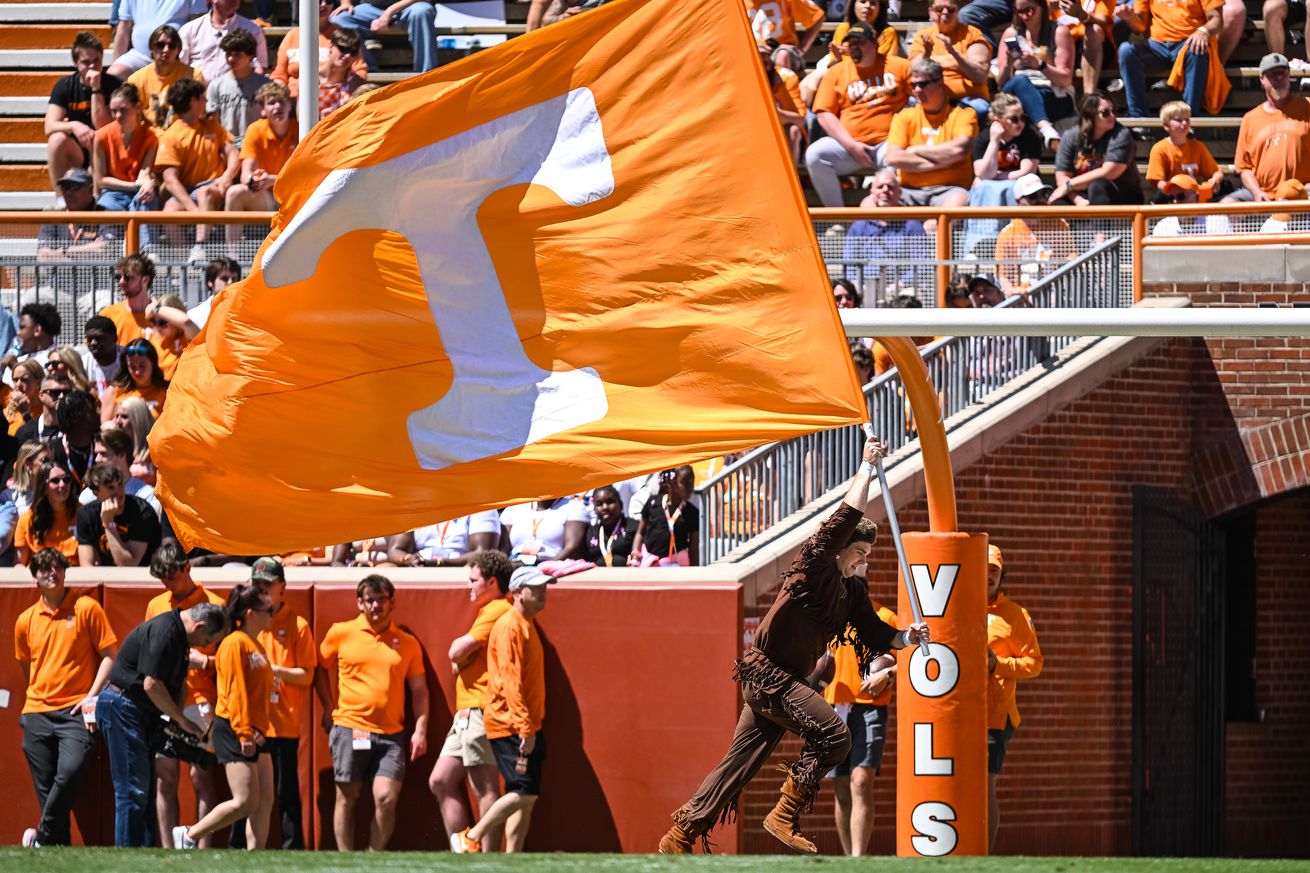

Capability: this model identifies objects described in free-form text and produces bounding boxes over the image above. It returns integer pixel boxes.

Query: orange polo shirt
[482,607,545,740]
[259,606,316,739]
[15,591,118,713]
[986,591,1043,729]
[146,584,225,706]
[215,628,273,743]
[455,596,512,711]
[824,600,897,706]
[320,614,424,735]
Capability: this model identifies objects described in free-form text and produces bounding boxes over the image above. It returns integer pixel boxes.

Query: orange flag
[151,0,865,554]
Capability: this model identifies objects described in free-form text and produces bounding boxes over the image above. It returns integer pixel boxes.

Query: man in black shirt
[97,603,227,846]
[76,461,161,567]
[45,32,121,193]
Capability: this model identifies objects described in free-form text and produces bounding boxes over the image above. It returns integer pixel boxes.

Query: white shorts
[109,48,151,73]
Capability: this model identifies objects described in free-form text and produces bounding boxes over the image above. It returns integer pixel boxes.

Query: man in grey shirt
[205,29,267,146]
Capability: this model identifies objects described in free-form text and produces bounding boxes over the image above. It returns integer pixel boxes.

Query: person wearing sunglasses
[173,583,276,851]
[103,339,169,423]
[885,58,977,209]
[124,25,204,129]
[272,0,369,100]
[805,23,911,207]
[1049,90,1143,205]
[909,0,993,121]
[963,92,1041,256]
[14,463,81,566]
[14,375,70,447]
[318,30,367,118]
[995,0,1073,149]
[108,0,209,79]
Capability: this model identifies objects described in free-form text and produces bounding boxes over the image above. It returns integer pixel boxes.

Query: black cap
[843,22,877,43]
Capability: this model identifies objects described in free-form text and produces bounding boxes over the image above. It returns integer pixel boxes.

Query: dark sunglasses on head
[124,342,153,356]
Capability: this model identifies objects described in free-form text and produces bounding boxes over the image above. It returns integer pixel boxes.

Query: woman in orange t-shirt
[15,462,80,567]
[102,338,169,422]
[178,584,276,850]
[92,83,160,213]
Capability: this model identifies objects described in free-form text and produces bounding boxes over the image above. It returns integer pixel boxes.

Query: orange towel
[1167,36,1230,116]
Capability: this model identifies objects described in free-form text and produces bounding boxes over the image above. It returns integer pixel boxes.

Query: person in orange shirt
[909,0,993,118]
[985,543,1043,852]
[271,0,367,99]
[815,580,896,857]
[155,76,238,262]
[224,82,298,247]
[14,462,80,567]
[886,58,978,207]
[103,338,169,422]
[174,583,276,850]
[1147,100,1225,200]
[761,45,807,165]
[315,575,429,851]
[145,542,225,849]
[995,173,1076,293]
[230,558,316,849]
[806,23,912,207]
[142,294,189,381]
[1234,54,1310,201]
[100,252,154,347]
[14,548,118,847]
[1115,0,1222,119]
[745,0,826,51]
[92,83,160,213]
[125,25,207,129]
[451,566,553,854]
[431,549,515,849]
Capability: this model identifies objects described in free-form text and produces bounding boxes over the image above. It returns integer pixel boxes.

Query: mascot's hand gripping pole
[864,423,929,654]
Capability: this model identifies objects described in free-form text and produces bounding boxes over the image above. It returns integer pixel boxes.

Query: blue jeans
[1118,38,1208,118]
[1000,75,1076,125]
[959,0,1012,46]
[97,188,160,247]
[960,95,992,126]
[331,2,438,72]
[962,178,1018,256]
[97,687,156,847]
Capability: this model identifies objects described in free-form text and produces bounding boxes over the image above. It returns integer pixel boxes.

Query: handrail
[695,237,1122,563]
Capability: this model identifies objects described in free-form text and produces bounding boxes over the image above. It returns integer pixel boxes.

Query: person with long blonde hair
[46,348,94,395]
[109,397,156,485]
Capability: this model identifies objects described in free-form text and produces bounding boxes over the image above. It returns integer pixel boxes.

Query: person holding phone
[995,0,1074,148]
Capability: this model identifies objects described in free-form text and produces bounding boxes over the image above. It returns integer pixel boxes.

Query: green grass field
[1,851,1307,873]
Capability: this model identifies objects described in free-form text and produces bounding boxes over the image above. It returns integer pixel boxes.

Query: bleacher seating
[0,0,1302,208]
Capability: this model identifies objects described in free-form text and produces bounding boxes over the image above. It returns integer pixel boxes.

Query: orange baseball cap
[988,544,1004,571]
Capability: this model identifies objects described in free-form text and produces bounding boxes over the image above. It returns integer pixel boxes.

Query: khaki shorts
[439,707,495,767]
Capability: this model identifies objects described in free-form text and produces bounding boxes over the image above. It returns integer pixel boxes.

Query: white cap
[509,566,554,591]
[1012,173,1051,200]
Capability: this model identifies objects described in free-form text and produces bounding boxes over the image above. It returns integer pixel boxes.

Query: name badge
[352,728,372,750]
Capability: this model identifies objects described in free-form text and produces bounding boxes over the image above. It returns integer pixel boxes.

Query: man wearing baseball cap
[229,558,315,849]
[985,543,1043,851]
[994,173,1074,294]
[806,22,912,207]
[451,566,553,854]
[36,168,120,261]
[1235,53,1310,202]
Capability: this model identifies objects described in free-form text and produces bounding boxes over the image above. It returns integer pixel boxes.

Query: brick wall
[730,281,1310,857]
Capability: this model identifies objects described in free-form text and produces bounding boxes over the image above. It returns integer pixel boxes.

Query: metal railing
[696,237,1123,564]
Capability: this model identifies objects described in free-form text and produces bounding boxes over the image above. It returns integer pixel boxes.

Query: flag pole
[864,422,928,654]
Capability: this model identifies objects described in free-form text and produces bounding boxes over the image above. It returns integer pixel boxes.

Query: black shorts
[987,718,1016,774]
[829,704,889,777]
[490,733,547,796]
[211,715,265,764]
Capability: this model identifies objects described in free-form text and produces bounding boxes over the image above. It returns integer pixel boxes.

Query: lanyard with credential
[597,518,626,567]
[662,495,685,557]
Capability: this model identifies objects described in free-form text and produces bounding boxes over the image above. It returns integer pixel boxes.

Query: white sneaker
[172,825,197,849]
[1289,57,1310,70]
[21,828,38,847]
[1040,126,1061,148]
[1106,77,1124,92]
[187,243,208,265]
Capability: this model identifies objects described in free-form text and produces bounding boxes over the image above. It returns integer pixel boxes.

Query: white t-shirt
[500,498,591,563]
[412,510,501,561]
[178,13,269,82]
[120,0,208,57]
[77,343,121,397]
